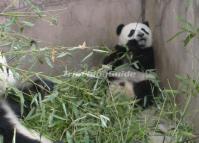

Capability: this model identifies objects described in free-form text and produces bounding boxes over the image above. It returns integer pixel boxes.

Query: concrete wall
[146,0,199,86]
[145,0,199,138]
[0,0,142,75]
[24,0,142,47]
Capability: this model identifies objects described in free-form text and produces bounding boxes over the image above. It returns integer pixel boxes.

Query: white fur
[108,66,156,98]
[1,101,52,143]
[109,79,136,98]
[0,52,16,95]
[108,70,155,98]
[118,23,152,48]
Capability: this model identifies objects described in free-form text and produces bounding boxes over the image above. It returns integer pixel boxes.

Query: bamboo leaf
[81,52,93,63]
[57,52,72,58]
[167,31,185,42]
[45,57,53,68]
[21,21,34,27]
[66,131,73,143]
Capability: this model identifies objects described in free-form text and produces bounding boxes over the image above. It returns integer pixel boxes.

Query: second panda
[0,52,62,143]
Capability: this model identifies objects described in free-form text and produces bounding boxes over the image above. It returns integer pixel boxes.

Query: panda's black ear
[116,24,124,35]
[142,21,149,27]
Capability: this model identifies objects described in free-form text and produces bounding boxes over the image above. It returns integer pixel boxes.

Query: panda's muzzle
[139,38,146,42]
[138,33,144,38]
[138,38,147,47]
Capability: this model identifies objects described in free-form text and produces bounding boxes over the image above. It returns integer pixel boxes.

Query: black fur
[0,102,40,143]
[133,80,156,107]
[0,102,63,143]
[116,24,124,35]
[6,78,55,117]
[142,21,149,27]
[127,39,155,71]
[103,45,126,70]
[103,40,155,72]
[19,78,54,97]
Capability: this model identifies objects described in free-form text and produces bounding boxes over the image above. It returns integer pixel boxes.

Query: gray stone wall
[2,0,142,75]
[146,0,199,138]
[23,0,142,47]
[146,0,199,86]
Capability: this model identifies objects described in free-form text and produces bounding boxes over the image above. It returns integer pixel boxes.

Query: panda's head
[117,22,152,48]
[108,70,157,108]
[109,79,136,98]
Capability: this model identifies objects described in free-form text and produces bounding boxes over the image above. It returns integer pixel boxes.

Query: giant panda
[103,21,158,108]
[0,52,61,143]
[103,21,154,72]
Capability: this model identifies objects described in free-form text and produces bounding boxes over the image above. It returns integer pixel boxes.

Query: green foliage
[168,17,199,47]
[11,75,192,143]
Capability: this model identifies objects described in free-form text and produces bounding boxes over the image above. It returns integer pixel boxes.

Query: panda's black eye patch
[128,30,135,37]
[141,28,149,35]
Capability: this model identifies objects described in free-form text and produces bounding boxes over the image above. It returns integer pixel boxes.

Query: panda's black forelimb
[103,50,124,68]
[0,102,41,143]
[133,80,157,108]
[5,78,55,118]
[126,39,155,71]
[20,78,54,96]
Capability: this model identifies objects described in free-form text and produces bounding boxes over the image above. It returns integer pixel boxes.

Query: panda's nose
[138,33,144,37]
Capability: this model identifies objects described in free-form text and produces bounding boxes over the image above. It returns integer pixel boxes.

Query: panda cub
[104,21,154,72]
[103,22,158,108]
[0,52,61,143]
